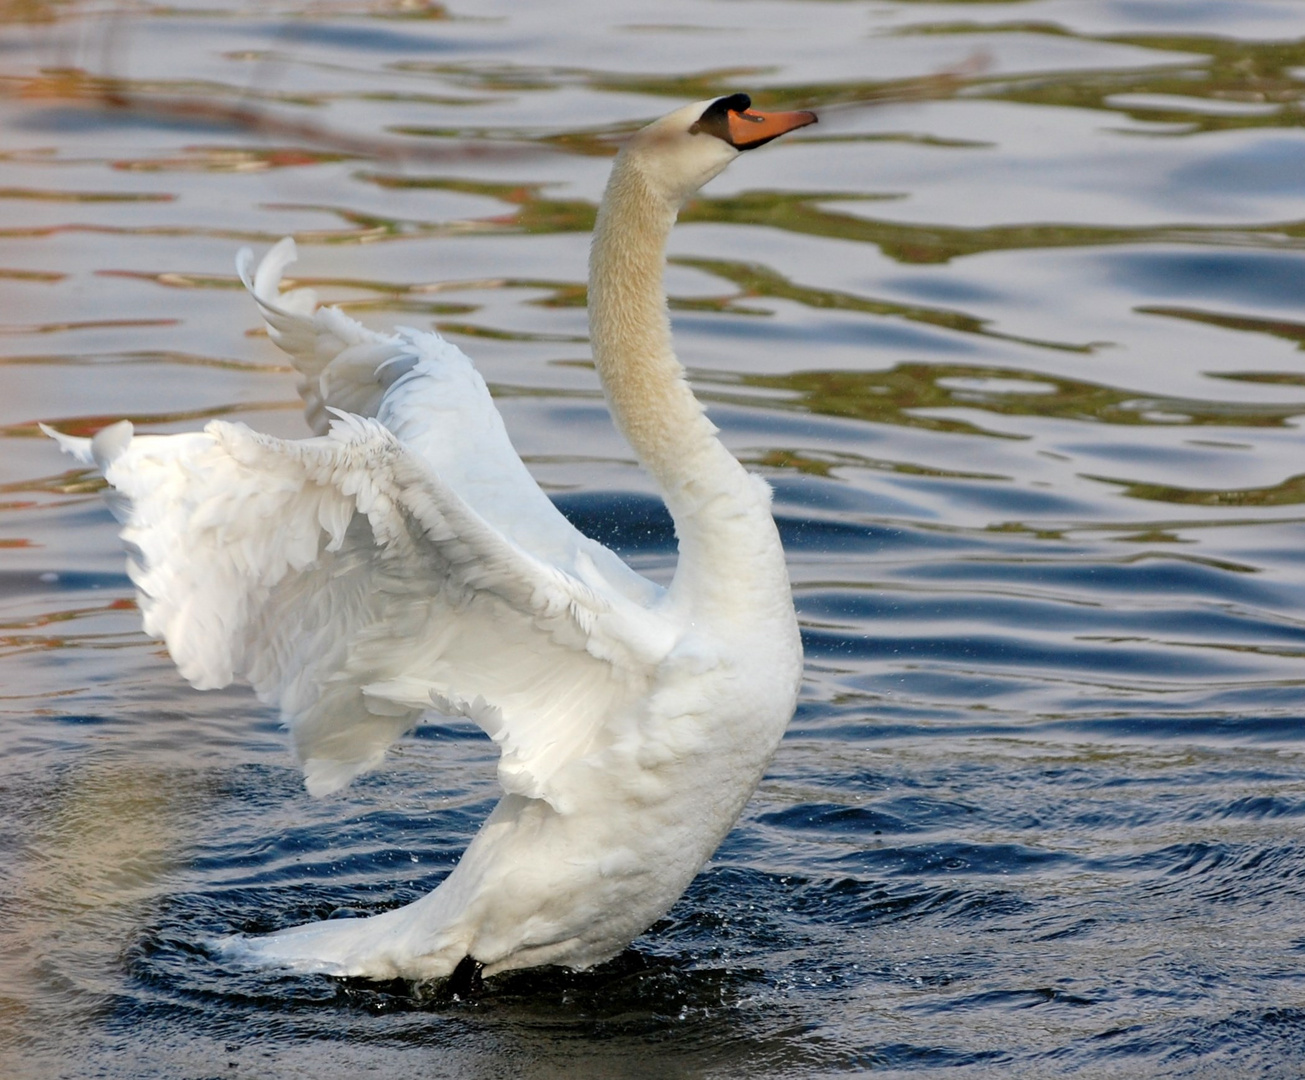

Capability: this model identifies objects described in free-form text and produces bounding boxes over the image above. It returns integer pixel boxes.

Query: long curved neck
[588,154,719,501]
[588,152,791,614]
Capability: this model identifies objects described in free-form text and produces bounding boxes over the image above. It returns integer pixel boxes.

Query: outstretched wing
[48,416,673,806]
[238,237,660,607]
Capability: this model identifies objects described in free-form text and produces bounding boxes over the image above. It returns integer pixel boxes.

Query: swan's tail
[212,896,466,981]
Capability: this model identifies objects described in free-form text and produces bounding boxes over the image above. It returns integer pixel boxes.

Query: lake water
[4,1,1305,1076]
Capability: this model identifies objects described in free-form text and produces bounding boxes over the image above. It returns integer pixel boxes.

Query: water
[4,1,1305,1075]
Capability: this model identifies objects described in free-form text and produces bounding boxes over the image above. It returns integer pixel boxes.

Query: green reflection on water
[691,194,1305,265]
[674,256,1094,353]
[895,23,1305,137]
[348,174,1305,268]
[1094,471,1305,508]
[0,187,172,203]
[363,173,598,233]
[744,446,1003,482]
[695,361,1305,435]
[1141,306,1305,354]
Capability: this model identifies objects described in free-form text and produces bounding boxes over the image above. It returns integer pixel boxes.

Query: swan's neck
[588,153,790,612]
[588,156,717,497]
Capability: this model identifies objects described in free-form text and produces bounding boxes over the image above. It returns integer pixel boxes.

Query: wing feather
[47,240,677,805]
[76,415,666,803]
[239,238,662,609]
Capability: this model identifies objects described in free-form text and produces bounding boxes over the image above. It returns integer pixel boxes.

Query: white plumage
[46,94,814,981]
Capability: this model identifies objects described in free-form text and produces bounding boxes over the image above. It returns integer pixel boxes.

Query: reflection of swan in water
[45,94,814,985]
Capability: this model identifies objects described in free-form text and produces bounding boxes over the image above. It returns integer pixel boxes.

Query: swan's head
[623,94,817,207]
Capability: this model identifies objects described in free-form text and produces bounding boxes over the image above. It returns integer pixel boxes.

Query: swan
[45,93,815,986]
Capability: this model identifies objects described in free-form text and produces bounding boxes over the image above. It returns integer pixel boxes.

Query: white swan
[45,94,815,984]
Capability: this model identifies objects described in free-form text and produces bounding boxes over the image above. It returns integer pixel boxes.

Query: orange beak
[726,107,818,150]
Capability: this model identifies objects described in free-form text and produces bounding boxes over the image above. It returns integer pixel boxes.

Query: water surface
[4,1,1305,1076]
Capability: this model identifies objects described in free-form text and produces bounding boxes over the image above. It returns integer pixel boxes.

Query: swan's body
[46,95,814,981]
